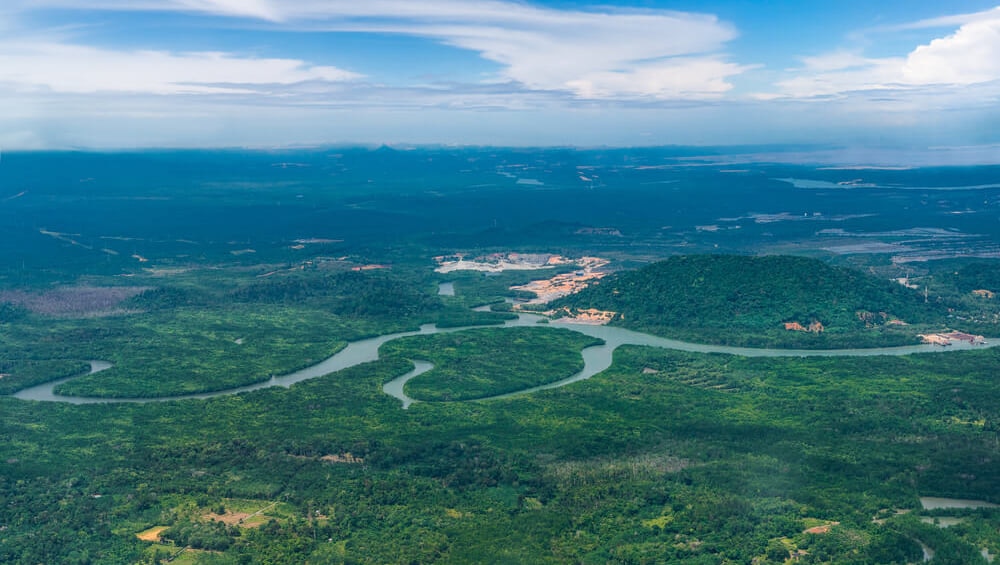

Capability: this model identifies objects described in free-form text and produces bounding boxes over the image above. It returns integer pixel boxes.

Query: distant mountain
[552,255,943,347]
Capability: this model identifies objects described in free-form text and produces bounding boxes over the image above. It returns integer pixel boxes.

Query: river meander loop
[12,312,995,406]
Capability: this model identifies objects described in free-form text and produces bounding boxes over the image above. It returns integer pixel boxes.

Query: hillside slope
[552,255,944,347]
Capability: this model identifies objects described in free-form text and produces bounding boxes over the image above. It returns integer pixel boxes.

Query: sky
[1,0,1000,156]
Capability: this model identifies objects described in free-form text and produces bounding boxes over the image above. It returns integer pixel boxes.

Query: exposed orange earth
[433,252,611,314]
[918,331,987,346]
[509,256,610,304]
[783,320,824,333]
[547,307,618,325]
[135,526,169,542]
[803,522,839,535]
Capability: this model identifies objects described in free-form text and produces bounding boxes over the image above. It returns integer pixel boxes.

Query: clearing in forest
[136,526,169,542]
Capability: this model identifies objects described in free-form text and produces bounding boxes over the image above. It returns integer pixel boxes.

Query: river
[11,312,996,406]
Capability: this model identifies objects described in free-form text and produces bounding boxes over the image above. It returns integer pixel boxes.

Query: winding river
[11,311,996,407]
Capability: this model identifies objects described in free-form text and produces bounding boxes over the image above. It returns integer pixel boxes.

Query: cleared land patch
[136,526,169,542]
[0,286,151,317]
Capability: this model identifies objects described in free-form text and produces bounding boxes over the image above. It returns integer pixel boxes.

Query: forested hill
[552,255,944,348]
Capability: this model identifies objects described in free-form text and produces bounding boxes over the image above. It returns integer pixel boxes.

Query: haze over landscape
[0,0,999,158]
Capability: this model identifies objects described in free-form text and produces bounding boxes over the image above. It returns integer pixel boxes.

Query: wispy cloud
[0,42,361,95]
[2,1,997,149]
[6,0,748,101]
[877,6,1000,31]
[760,7,1000,101]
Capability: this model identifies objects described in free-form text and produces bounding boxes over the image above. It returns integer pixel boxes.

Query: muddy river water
[12,312,996,406]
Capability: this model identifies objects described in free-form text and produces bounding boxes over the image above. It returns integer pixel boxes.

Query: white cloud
[289,2,748,99]
[761,8,1000,101]
[8,1,994,149]
[0,42,360,95]
[8,0,747,100]
[882,6,1000,31]
[173,0,282,20]
[766,56,905,99]
[796,51,882,73]
[403,13,748,99]
[902,16,1000,85]
[565,58,746,100]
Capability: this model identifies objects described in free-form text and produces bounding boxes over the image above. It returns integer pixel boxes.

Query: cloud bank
[0,43,360,95]
[0,1,998,149]
[2,0,747,100]
[763,7,1000,100]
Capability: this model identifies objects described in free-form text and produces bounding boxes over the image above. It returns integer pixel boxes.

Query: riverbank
[11,310,999,406]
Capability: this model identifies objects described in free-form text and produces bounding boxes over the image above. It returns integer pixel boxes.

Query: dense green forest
[553,255,959,348]
[0,269,512,399]
[3,338,1000,563]
[1,256,999,563]
[380,327,603,401]
[949,262,1000,294]
[3,150,1000,563]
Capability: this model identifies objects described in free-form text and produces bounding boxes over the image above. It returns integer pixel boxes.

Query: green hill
[552,255,944,348]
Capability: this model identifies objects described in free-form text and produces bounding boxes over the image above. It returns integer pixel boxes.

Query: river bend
[11,312,995,406]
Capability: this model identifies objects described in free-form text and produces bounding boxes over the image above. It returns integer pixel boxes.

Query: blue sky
[1,1,999,155]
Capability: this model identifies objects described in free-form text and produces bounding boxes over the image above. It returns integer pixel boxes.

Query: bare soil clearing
[434,252,568,273]
[136,526,169,542]
[0,286,150,317]
[205,511,256,526]
[510,256,609,304]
